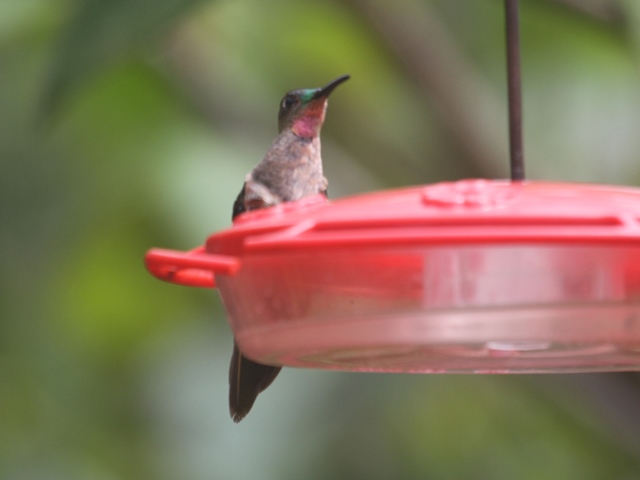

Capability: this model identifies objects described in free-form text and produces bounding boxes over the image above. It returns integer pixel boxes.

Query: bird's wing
[232,181,282,220]
[229,182,283,422]
[232,184,248,220]
[229,343,282,423]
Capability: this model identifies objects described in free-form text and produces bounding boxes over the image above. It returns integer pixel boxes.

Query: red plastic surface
[146,180,640,373]
[145,246,238,288]
[208,180,640,254]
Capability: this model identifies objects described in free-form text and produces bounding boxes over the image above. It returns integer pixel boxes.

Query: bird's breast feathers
[243,134,326,210]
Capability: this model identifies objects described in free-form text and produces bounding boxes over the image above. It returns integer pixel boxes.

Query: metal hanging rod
[505,0,525,181]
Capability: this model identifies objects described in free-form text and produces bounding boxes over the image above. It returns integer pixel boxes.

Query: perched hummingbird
[229,74,350,422]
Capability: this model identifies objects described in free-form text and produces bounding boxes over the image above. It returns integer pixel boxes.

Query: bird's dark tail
[229,342,282,422]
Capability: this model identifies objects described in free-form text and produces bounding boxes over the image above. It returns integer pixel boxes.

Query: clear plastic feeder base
[236,307,640,374]
[217,245,640,374]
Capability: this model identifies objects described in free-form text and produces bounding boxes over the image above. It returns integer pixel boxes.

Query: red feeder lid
[145,180,640,374]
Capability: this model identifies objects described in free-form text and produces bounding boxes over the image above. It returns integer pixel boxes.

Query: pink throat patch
[292,115,321,138]
[292,100,327,138]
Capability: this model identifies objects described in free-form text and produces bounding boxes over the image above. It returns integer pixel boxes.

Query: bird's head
[277,74,350,138]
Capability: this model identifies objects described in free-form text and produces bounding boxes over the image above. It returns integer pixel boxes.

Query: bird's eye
[282,95,297,110]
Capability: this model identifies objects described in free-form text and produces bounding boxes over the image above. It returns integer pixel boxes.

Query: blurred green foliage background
[3,0,640,478]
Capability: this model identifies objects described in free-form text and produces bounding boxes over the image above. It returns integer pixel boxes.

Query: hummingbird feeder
[145,1,640,374]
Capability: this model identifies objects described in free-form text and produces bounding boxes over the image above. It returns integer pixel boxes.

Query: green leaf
[41,0,206,118]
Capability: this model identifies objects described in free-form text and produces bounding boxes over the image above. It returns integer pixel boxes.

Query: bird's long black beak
[312,74,350,100]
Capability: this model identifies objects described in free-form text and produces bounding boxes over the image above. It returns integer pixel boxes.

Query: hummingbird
[229,74,350,422]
